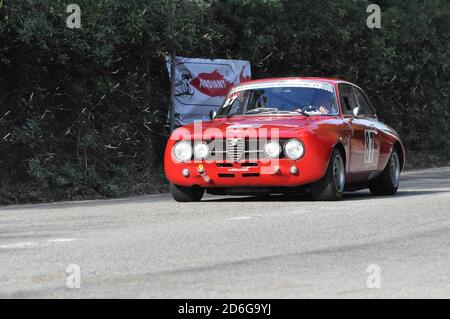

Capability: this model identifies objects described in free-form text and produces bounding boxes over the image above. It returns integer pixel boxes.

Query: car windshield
[217,85,338,117]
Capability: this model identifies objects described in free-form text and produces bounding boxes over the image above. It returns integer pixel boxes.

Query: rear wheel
[170,183,204,202]
[369,149,401,196]
[310,149,345,201]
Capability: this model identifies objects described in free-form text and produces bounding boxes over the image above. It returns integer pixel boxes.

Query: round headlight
[194,142,209,159]
[173,141,192,162]
[284,139,305,160]
[264,141,281,158]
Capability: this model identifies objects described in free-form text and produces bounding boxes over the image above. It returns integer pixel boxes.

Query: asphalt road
[1,168,449,298]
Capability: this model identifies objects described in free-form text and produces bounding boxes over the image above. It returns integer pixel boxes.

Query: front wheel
[170,183,204,202]
[310,149,346,201]
[369,149,401,196]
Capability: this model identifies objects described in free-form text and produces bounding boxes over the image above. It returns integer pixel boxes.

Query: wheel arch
[333,141,347,171]
[393,141,405,171]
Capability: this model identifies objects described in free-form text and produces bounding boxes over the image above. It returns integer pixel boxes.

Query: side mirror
[352,107,360,118]
[209,110,217,120]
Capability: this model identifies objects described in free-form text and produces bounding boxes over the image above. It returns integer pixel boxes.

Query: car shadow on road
[203,189,448,202]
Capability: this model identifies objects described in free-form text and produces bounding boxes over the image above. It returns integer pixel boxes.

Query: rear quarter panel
[376,122,405,171]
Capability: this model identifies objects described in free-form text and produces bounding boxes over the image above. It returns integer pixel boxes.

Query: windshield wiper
[245,107,279,115]
[265,109,311,117]
[293,109,311,117]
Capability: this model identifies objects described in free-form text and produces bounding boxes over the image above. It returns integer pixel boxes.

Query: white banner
[166,56,251,126]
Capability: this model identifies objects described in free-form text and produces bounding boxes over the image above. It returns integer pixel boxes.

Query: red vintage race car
[164,77,405,202]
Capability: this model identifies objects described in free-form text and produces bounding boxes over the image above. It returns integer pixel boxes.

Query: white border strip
[231,80,334,94]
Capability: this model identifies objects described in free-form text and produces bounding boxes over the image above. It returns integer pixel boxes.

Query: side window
[354,88,375,117]
[338,84,358,115]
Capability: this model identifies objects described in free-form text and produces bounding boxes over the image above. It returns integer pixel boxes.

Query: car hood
[171,115,333,140]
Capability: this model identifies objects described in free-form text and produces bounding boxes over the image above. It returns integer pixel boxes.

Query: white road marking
[0,238,78,250]
[0,242,39,249]
[228,210,309,221]
[228,216,252,221]
[46,238,78,243]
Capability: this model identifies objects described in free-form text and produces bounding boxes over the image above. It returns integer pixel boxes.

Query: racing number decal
[364,130,376,164]
[223,94,238,108]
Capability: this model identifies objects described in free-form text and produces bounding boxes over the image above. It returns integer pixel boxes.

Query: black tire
[310,149,346,201]
[170,183,204,202]
[369,149,401,196]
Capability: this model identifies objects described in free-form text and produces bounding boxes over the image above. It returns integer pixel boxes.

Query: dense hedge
[0,0,449,202]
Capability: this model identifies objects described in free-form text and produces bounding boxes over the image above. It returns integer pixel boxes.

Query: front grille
[216,163,233,167]
[241,162,258,167]
[207,138,268,162]
[226,138,244,162]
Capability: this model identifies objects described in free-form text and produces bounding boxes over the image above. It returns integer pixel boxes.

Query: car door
[339,83,373,173]
[353,87,380,171]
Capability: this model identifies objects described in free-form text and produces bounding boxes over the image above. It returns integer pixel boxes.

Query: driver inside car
[296,89,336,115]
[311,90,336,114]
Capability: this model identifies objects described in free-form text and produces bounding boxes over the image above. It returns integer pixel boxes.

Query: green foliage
[0,0,449,203]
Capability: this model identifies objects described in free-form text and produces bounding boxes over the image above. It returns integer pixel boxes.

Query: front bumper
[164,157,328,188]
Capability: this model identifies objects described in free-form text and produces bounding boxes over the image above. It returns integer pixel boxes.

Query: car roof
[238,77,347,86]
